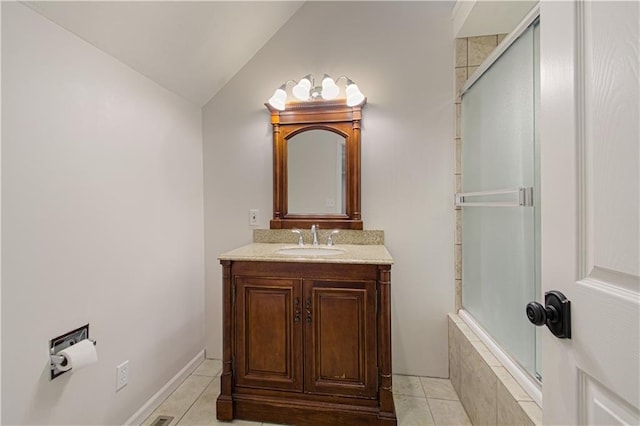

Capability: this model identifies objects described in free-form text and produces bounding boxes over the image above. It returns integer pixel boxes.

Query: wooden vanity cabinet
[235,276,303,393]
[217,260,396,425]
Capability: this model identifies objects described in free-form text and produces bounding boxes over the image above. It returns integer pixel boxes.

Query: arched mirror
[267,99,365,229]
[288,129,346,215]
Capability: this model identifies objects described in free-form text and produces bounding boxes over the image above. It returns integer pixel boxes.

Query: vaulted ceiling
[22,1,536,106]
[25,1,305,106]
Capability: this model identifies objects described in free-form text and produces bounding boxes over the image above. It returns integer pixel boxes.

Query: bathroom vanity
[216,242,396,425]
[215,96,396,423]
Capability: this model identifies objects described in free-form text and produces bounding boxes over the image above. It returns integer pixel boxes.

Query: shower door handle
[526,291,571,339]
[455,187,534,207]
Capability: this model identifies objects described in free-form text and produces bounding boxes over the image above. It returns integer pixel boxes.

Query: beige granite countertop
[218,243,393,265]
[253,229,384,245]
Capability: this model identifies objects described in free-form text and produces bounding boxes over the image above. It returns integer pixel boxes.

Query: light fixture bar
[268,74,365,110]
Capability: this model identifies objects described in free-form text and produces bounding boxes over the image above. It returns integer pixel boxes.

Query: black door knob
[526,290,571,339]
[526,301,559,326]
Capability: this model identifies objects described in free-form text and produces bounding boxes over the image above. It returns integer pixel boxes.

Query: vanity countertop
[219,243,393,265]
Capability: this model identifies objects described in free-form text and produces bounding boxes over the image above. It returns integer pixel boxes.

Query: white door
[539,1,639,424]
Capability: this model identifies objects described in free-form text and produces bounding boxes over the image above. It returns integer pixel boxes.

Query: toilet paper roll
[56,339,98,373]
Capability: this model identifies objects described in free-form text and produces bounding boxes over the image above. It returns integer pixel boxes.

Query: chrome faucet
[311,224,319,246]
[327,230,339,246]
[291,229,304,246]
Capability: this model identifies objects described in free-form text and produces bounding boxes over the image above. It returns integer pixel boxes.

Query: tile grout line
[173,375,215,426]
[419,378,461,402]
[173,370,219,426]
[425,396,473,426]
[419,379,471,425]
[424,395,461,402]
[402,379,438,425]
[393,394,436,425]
[423,395,437,425]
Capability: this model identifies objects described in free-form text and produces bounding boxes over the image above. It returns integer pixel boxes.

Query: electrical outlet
[249,209,259,226]
[116,360,129,391]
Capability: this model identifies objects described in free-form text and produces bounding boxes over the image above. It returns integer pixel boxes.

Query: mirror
[266,99,365,229]
[288,129,346,215]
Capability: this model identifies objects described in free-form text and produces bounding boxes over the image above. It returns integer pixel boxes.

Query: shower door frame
[457,5,542,404]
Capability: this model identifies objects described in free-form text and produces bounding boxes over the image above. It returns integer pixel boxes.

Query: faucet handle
[291,229,304,246]
[327,230,340,246]
[311,224,319,246]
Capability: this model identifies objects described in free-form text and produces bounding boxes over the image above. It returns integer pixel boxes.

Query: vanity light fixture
[267,74,366,110]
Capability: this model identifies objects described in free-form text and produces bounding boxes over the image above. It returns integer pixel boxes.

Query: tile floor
[142,359,472,426]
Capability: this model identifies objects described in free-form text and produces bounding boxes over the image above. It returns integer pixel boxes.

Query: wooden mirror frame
[267,99,365,230]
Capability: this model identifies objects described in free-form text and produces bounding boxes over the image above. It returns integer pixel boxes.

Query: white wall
[203,1,455,376]
[1,3,204,424]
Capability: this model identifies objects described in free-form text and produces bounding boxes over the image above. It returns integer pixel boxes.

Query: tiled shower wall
[449,314,541,425]
[453,34,506,311]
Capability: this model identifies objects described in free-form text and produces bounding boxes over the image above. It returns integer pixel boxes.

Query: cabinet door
[303,279,377,398]
[235,276,303,392]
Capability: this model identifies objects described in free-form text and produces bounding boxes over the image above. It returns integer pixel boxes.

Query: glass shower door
[460,22,540,378]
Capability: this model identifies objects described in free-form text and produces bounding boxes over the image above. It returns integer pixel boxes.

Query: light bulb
[292,77,312,100]
[321,76,340,100]
[346,82,365,106]
[268,87,287,111]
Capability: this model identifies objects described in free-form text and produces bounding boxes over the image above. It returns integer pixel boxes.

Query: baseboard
[124,349,205,426]
[231,394,387,425]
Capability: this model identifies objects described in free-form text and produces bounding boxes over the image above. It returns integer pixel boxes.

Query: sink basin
[277,247,345,256]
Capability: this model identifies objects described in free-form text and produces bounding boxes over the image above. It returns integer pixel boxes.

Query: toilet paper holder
[49,324,96,380]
